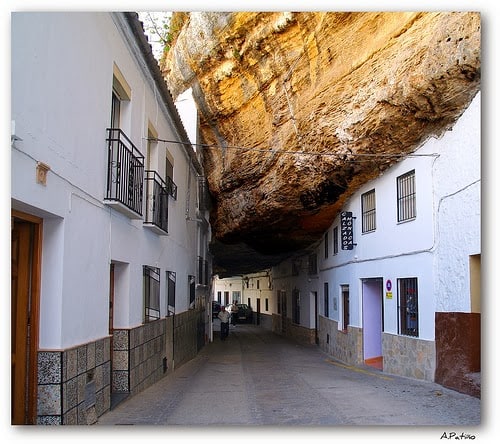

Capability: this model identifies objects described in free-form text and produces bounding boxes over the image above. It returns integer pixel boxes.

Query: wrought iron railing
[144,170,168,233]
[105,128,144,216]
[166,175,177,200]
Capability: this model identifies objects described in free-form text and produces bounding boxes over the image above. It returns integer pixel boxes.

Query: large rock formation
[161,12,480,276]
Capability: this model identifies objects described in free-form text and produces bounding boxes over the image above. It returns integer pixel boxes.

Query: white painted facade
[215,92,480,383]
[11,13,211,424]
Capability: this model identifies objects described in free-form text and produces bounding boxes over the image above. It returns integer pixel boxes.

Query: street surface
[97,321,480,438]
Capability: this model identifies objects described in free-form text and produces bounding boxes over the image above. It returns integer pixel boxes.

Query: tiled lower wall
[272,314,316,344]
[382,332,435,381]
[37,336,111,425]
[318,316,363,365]
[112,318,166,395]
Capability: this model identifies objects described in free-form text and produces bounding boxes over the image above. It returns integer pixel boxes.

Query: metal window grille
[398,277,418,337]
[188,275,196,307]
[167,271,176,314]
[397,170,416,222]
[361,189,376,233]
[143,265,160,322]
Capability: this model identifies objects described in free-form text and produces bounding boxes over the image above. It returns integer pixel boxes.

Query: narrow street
[97,322,480,430]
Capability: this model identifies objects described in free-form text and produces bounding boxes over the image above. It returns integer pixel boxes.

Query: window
[217,291,222,303]
[333,226,338,255]
[105,68,143,217]
[257,280,260,290]
[265,298,269,311]
[111,63,131,129]
[292,288,300,324]
[232,291,240,303]
[166,271,175,315]
[324,232,329,258]
[397,170,416,222]
[143,266,160,322]
[165,154,177,200]
[341,285,349,331]
[224,291,229,306]
[324,282,329,317]
[398,278,418,336]
[308,253,317,275]
[188,275,195,308]
[361,189,376,233]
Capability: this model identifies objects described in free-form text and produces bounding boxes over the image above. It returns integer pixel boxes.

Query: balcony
[144,170,168,235]
[105,128,144,218]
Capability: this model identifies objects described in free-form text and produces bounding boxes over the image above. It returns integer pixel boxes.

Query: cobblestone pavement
[96,322,482,438]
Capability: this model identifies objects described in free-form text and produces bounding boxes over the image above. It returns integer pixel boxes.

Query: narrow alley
[97,322,480,429]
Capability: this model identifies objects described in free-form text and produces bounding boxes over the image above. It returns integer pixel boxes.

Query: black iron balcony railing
[144,170,168,233]
[166,175,177,200]
[105,128,144,216]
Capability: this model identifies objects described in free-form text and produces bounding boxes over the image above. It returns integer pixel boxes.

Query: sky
[2,0,498,441]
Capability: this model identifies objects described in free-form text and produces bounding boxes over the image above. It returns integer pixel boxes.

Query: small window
[292,288,300,324]
[341,285,349,331]
[397,170,416,222]
[188,275,196,308]
[333,226,338,255]
[398,277,418,337]
[143,266,160,322]
[166,271,176,315]
[324,232,329,258]
[308,253,317,275]
[232,291,240,303]
[361,189,376,233]
[324,282,329,317]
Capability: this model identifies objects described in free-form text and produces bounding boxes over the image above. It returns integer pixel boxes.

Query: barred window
[398,277,419,337]
[397,170,416,222]
[143,266,160,322]
[167,271,176,315]
[361,189,376,233]
[188,275,195,308]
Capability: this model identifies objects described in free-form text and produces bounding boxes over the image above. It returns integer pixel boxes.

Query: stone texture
[162,12,480,276]
[435,312,481,397]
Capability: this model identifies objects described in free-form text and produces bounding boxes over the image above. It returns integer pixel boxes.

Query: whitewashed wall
[11,12,203,349]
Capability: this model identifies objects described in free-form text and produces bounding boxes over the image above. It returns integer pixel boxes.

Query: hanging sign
[341,211,354,250]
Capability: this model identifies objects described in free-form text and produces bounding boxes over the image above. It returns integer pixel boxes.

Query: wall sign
[386,279,392,291]
[340,211,354,250]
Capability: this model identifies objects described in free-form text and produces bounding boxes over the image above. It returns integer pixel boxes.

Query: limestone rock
[162,12,480,276]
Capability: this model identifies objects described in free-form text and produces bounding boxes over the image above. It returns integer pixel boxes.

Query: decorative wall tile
[38,384,61,416]
[38,351,61,384]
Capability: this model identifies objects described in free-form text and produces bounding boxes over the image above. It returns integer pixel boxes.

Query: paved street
[97,321,480,432]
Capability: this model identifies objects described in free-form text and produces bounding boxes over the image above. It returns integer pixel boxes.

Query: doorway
[362,278,383,370]
[11,211,42,424]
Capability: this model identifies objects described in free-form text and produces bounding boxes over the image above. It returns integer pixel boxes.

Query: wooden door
[11,212,41,424]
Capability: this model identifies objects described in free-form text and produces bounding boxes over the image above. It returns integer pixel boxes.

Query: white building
[11,12,211,424]
[224,92,480,396]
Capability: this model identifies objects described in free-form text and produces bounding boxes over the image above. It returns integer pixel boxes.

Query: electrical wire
[145,137,439,161]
